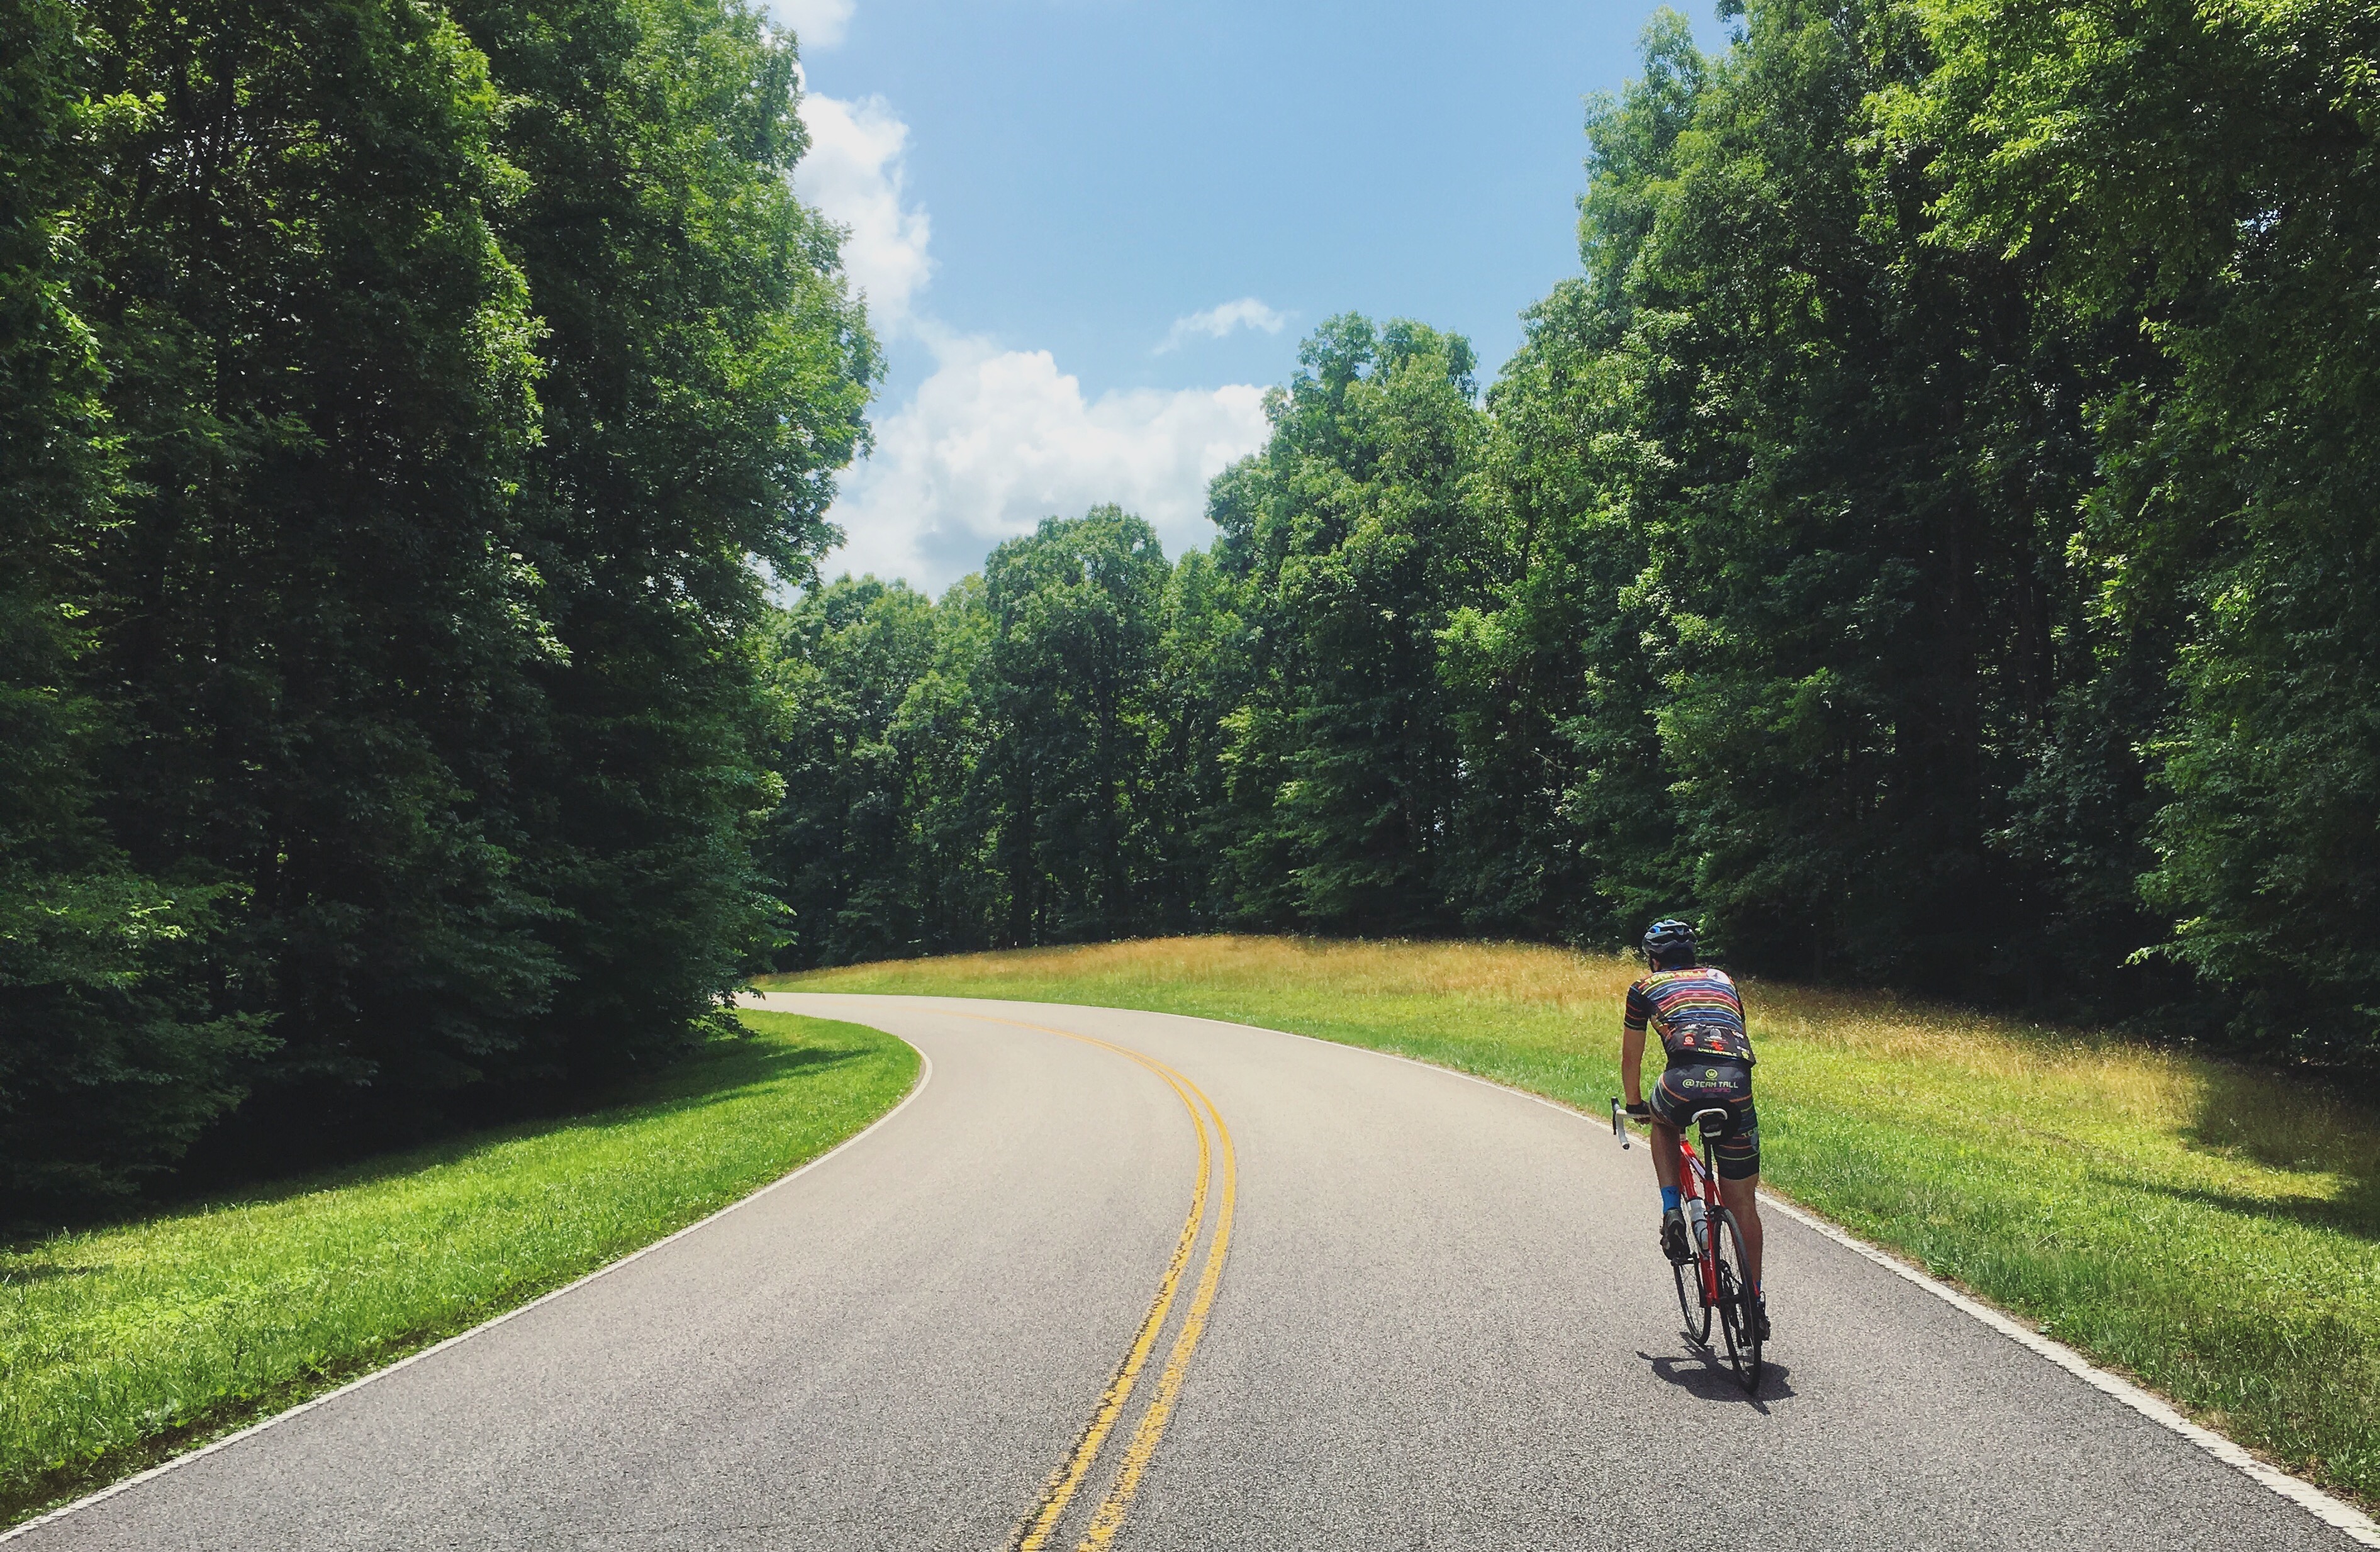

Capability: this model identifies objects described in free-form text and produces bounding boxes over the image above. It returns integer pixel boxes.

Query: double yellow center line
[961,1015,1236,1552]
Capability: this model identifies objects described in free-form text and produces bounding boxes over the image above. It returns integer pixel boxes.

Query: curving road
[16,994,2367,1550]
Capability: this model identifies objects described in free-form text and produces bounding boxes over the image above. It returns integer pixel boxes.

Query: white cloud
[796,91,932,329]
[828,337,1270,592]
[1156,296,1290,354]
[772,0,852,50]
[790,89,1270,591]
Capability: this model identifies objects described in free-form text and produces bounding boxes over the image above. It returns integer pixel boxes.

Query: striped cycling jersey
[1624,966,1756,1067]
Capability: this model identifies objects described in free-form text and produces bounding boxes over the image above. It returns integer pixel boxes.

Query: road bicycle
[1611,1097,1763,1392]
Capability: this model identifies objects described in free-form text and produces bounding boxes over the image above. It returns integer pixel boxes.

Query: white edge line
[1757,1196,2380,1546]
[1,1019,932,1545]
[774,990,2380,1548]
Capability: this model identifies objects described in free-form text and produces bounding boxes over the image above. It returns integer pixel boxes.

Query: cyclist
[1619,917,1769,1341]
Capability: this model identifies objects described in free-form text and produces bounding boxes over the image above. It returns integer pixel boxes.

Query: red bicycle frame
[1672,1122,1723,1306]
[1613,1100,1721,1305]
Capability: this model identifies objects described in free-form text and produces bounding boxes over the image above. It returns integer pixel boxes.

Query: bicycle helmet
[1641,917,1698,969]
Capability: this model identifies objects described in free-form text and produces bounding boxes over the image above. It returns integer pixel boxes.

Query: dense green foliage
[0,0,871,1213]
[10,0,2369,1205]
[760,0,2376,1066]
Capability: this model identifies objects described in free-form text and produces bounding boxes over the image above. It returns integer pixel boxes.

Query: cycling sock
[1660,1186,1682,1213]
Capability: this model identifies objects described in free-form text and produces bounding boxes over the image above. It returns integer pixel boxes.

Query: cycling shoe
[1660,1209,1691,1264]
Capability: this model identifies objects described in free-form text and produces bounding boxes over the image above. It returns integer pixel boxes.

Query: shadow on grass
[607,1034,868,1114]
[0,1262,101,1285]
[2177,1061,2380,1242]
[209,1036,874,1219]
[2127,1177,2380,1243]
[0,1020,896,1528]
[9,1025,876,1254]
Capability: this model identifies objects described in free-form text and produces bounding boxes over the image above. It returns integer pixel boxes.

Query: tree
[738,0,2374,1075]
[1909,0,2380,1054]
[1209,316,1490,932]
[1556,0,2119,997]
[757,511,1182,960]
[2,0,879,1204]
[65,0,563,1159]
[1146,545,1251,930]
[976,508,1171,944]
[1436,21,1706,942]
[0,0,263,1207]
[758,576,939,968]
[452,0,877,1074]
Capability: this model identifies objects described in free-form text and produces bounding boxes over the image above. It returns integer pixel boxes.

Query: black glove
[1624,1100,1651,1121]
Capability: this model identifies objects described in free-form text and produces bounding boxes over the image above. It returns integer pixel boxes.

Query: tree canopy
[1,0,871,1214]
[758,0,2377,1073]
[8,0,2372,1215]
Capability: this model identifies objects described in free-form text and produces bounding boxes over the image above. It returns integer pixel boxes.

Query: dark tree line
[760,0,2379,1069]
[1,0,872,1212]
[9,0,2370,1213]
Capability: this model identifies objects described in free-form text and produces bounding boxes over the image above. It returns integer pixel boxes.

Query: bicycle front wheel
[1673,1249,1711,1347]
[1711,1208,1762,1392]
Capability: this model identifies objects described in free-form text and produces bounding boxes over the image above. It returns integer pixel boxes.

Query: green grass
[0,1010,917,1527]
[764,935,2380,1510]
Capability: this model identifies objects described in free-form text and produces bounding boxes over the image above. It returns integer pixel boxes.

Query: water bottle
[1684,1197,1708,1256]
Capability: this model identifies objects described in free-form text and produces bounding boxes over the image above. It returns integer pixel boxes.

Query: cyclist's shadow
[1638,1349,1794,1413]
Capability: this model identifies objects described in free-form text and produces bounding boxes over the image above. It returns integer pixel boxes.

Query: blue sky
[779,0,1721,589]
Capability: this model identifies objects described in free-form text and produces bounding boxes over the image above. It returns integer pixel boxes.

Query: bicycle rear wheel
[1711,1208,1762,1392]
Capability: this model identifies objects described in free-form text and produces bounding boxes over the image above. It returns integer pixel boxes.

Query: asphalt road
[20,994,2364,1550]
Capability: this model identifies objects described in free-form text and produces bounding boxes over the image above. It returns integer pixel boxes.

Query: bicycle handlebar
[1612,1097,1732,1147]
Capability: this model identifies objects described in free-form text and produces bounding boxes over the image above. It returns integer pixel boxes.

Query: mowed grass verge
[0,1010,917,1527]
[764,936,2380,1509]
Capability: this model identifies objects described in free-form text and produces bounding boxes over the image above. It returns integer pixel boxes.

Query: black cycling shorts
[1649,1060,1760,1180]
